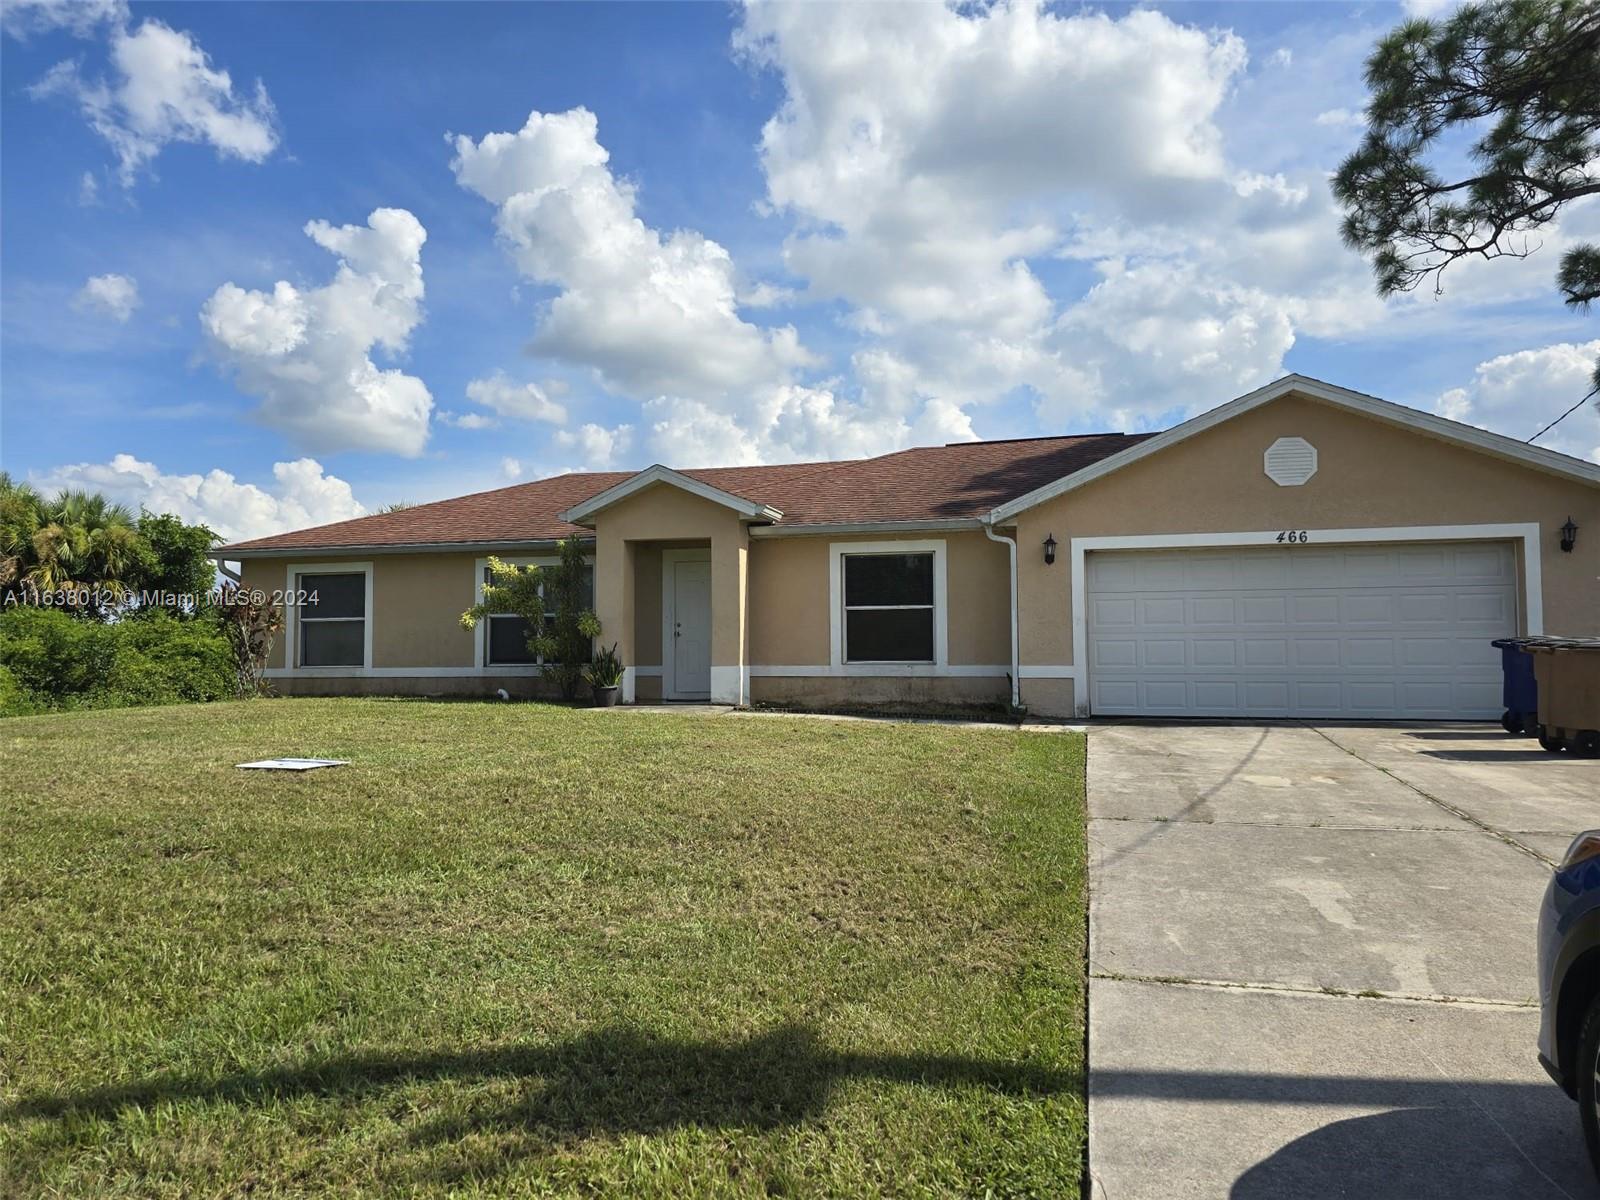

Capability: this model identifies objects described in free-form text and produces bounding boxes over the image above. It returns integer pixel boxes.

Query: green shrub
[0,664,41,716]
[0,606,233,714]
[111,610,233,702]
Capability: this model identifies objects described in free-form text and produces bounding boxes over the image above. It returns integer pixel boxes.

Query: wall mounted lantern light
[1043,533,1057,565]
[1560,517,1578,554]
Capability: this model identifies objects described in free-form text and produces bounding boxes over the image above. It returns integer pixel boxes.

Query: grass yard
[0,698,1087,1197]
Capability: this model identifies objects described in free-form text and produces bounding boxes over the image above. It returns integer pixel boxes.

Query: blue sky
[3,0,1596,542]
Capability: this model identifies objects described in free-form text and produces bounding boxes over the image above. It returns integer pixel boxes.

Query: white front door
[668,557,712,698]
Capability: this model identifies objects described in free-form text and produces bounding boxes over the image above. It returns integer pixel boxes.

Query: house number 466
[1276,530,1310,544]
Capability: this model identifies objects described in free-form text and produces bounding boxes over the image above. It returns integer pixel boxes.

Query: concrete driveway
[1087,722,1600,1199]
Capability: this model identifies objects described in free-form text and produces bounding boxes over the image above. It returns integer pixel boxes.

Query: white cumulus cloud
[1435,340,1600,465]
[1402,0,1465,16]
[733,0,1372,431]
[201,207,433,457]
[28,17,278,184]
[72,271,139,321]
[555,422,633,470]
[464,371,567,425]
[449,107,959,464]
[1314,107,1364,128]
[2,0,125,39]
[32,453,366,544]
[450,107,813,404]
[451,103,994,463]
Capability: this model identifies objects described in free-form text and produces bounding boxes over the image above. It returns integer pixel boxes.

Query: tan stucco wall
[751,675,1010,707]
[748,537,829,666]
[746,530,1012,666]
[241,553,478,670]
[1013,390,1600,714]
[371,553,477,668]
[633,544,663,667]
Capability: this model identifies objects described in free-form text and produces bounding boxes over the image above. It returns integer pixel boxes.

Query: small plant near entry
[216,585,284,698]
[585,642,624,704]
[541,535,602,700]
[459,535,601,701]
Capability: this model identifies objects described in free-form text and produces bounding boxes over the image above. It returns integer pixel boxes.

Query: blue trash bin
[1492,638,1539,734]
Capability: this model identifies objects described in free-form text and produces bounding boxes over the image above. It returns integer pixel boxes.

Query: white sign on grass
[236,758,349,771]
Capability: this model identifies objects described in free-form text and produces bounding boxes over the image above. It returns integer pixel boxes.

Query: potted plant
[585,642,624,707]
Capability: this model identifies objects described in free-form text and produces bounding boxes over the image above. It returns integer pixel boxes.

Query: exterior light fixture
[1560,517,1578,553]
[1043,533,1057,565]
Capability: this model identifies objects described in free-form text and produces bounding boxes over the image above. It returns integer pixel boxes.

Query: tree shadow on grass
[4,1023,1077,1145]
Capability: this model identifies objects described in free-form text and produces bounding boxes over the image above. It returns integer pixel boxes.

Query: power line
[1529,384,1600,445]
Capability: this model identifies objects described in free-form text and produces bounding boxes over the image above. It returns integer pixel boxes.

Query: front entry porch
[562,468,760,707]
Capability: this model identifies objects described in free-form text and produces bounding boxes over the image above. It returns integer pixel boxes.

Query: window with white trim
[297,572,366,667]
[842,552,936,663]
[483,562,594,666]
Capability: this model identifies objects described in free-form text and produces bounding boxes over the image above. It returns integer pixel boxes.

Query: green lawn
[0,699,1087,1197]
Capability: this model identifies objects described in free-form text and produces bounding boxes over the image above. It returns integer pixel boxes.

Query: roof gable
[988,374,1600,523]
[558,465,784,526]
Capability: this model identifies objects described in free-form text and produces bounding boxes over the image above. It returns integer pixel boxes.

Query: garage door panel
[1194,681,1239,709]
[1245,681,1291,710]
[1340,593,1393,624]
[1397,592,1453,623]
[1464,636,1503,665]
[1085,542,1516,719]
[1342,549,1397,580]
[1191,597,1236,625]
[1345,638,1395,666]
[1143,639,1187,667]
[1093,597,1137,627]
[1140,560,1186,589]
[1458,590,1513,623]
[1456,545,1513,580]
[1400,637,1454,667]
[1094,638,1139,667]
[1243,639,1288,666]
[1143,680,1189,710]
[1347,682,1398,712]
[1295,681,1343,709]
[1402,681,1455,712]
[1094,681,1145,710]
[1293,594,1341,624]
[1141,597,1185,625]
[1235,557,1291,588]
[1288,553,1347,586]
[1241,595,1287,624]
[1456,680,1502,710]
[1187,558,1237,589]
[1294,638,1341,667]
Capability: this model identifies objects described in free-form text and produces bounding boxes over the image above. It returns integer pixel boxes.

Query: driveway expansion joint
[1090,970,1539,1010]
[1089,814,1481,833]
[1301,723,1558,867]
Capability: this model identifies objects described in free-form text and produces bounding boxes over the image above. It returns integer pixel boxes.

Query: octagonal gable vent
[1264,437,1318,486]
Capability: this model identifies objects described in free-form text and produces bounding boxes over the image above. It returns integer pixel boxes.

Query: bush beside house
[0,608,235,715]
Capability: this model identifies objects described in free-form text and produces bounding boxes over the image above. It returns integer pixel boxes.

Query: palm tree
[14,487,150,611]
[0,472,43,593]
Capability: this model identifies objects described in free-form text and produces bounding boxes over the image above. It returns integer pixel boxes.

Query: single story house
[217,375,1600,719]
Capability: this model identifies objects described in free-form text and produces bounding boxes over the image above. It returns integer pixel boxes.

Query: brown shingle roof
[216,434,1152,554]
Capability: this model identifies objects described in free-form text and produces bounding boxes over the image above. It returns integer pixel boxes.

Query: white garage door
[1085,541,1517,718]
